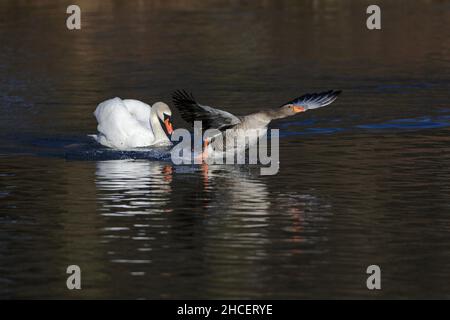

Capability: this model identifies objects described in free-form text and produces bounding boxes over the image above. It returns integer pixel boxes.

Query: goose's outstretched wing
[172,90,241,131]
[282,90,342,110]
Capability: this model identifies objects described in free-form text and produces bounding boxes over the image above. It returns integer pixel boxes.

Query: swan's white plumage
[93,97,171,149]
[122,99,152,130]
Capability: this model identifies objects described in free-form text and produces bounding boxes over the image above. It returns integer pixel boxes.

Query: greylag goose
[172,89,342,159]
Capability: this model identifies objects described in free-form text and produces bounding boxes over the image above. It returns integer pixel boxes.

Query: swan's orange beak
[292,106,306,113]
[164,118,174,135]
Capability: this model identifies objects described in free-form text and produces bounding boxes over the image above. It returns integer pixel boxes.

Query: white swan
[92,97,174,149]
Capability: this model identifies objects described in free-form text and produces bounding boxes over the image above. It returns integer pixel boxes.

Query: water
[0,0,449,299]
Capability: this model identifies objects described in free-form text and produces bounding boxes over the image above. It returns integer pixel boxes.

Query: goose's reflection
[198,164,271,215]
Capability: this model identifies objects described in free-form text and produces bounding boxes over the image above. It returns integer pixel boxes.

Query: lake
[0,0,449,299]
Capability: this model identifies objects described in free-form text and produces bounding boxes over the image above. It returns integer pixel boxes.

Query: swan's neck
[150,109,170,143]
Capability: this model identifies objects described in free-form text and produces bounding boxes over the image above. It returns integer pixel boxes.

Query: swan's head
[153,102,174,136]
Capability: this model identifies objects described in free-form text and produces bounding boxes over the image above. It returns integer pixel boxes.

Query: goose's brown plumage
[172,89,342,154]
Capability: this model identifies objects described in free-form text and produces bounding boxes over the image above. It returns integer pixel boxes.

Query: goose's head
[153,102,174,136]
[279,104,306,117]
[266,104,306,121]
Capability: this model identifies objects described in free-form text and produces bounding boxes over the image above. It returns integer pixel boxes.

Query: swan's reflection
[95,159,172,216]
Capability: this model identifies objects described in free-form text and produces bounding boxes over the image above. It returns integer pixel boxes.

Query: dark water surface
[0,0,450,299]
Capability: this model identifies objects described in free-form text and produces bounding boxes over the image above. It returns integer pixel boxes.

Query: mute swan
[172,89,341,158]
[92,97,174,149]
